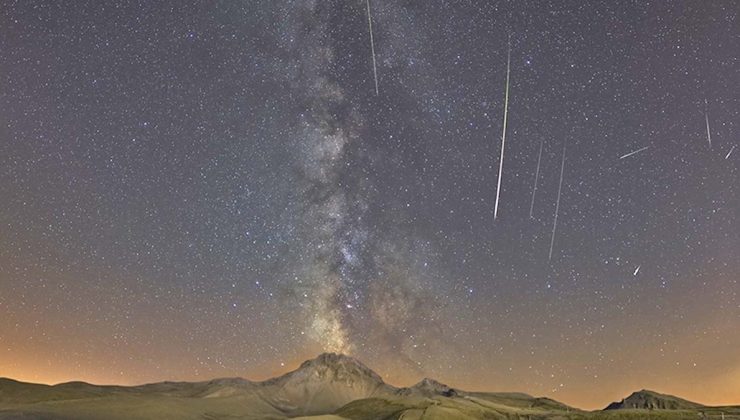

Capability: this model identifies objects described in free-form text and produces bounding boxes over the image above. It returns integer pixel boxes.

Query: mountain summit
[289,352,385,385]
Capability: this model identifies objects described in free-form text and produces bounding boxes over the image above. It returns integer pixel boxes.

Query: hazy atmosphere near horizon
[1,0,738,411]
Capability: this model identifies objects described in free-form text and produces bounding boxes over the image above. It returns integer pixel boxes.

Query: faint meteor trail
[726,145,736,159]
[633,265,640,276]
[704,98,712,149]
[365,0,379,95]
[493,38,511,220]
[549,140,566,262]
[529,139,544,219]
[619,145,649,160]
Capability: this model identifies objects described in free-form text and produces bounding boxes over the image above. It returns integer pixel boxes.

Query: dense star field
[1,0,738,410]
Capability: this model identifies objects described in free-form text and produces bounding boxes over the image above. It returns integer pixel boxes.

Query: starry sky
[1,0,739,410]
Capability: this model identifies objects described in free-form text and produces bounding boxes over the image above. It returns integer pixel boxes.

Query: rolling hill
[1,353,738,419]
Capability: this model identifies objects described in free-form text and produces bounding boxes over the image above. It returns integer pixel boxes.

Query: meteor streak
[549,140,566,261]
[529,139,544,219]
[366,0,379,95]
[726,145,736,160]
[633,265,640,276]
[705,98,712,149]
[493,37,511,220]
[619,145,649,160]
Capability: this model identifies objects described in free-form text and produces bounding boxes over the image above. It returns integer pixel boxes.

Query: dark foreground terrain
[1,353,738,419]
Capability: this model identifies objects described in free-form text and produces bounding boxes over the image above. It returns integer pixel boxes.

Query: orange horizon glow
[2,352,739,411]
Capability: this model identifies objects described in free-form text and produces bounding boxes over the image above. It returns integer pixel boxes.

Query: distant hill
[1,353,738,419]
[604,389,705,410]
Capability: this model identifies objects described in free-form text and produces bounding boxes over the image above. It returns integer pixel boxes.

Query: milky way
[277,1,446,369]
[1,0,739,409]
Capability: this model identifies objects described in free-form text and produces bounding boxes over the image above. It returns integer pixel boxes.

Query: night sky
[1,0,739,410]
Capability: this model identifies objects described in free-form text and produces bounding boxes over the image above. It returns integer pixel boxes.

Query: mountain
[397,377,458,397]
[604,389,705,410]
[1,354,739,419]
[258,353,397,416]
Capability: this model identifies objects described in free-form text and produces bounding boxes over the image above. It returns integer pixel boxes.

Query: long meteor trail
[493,38,511,220]
[549,140,566,262]
[366,0,379,96]
[619,145,649,160]
[529,139,544,219]
[704,98,712,149]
